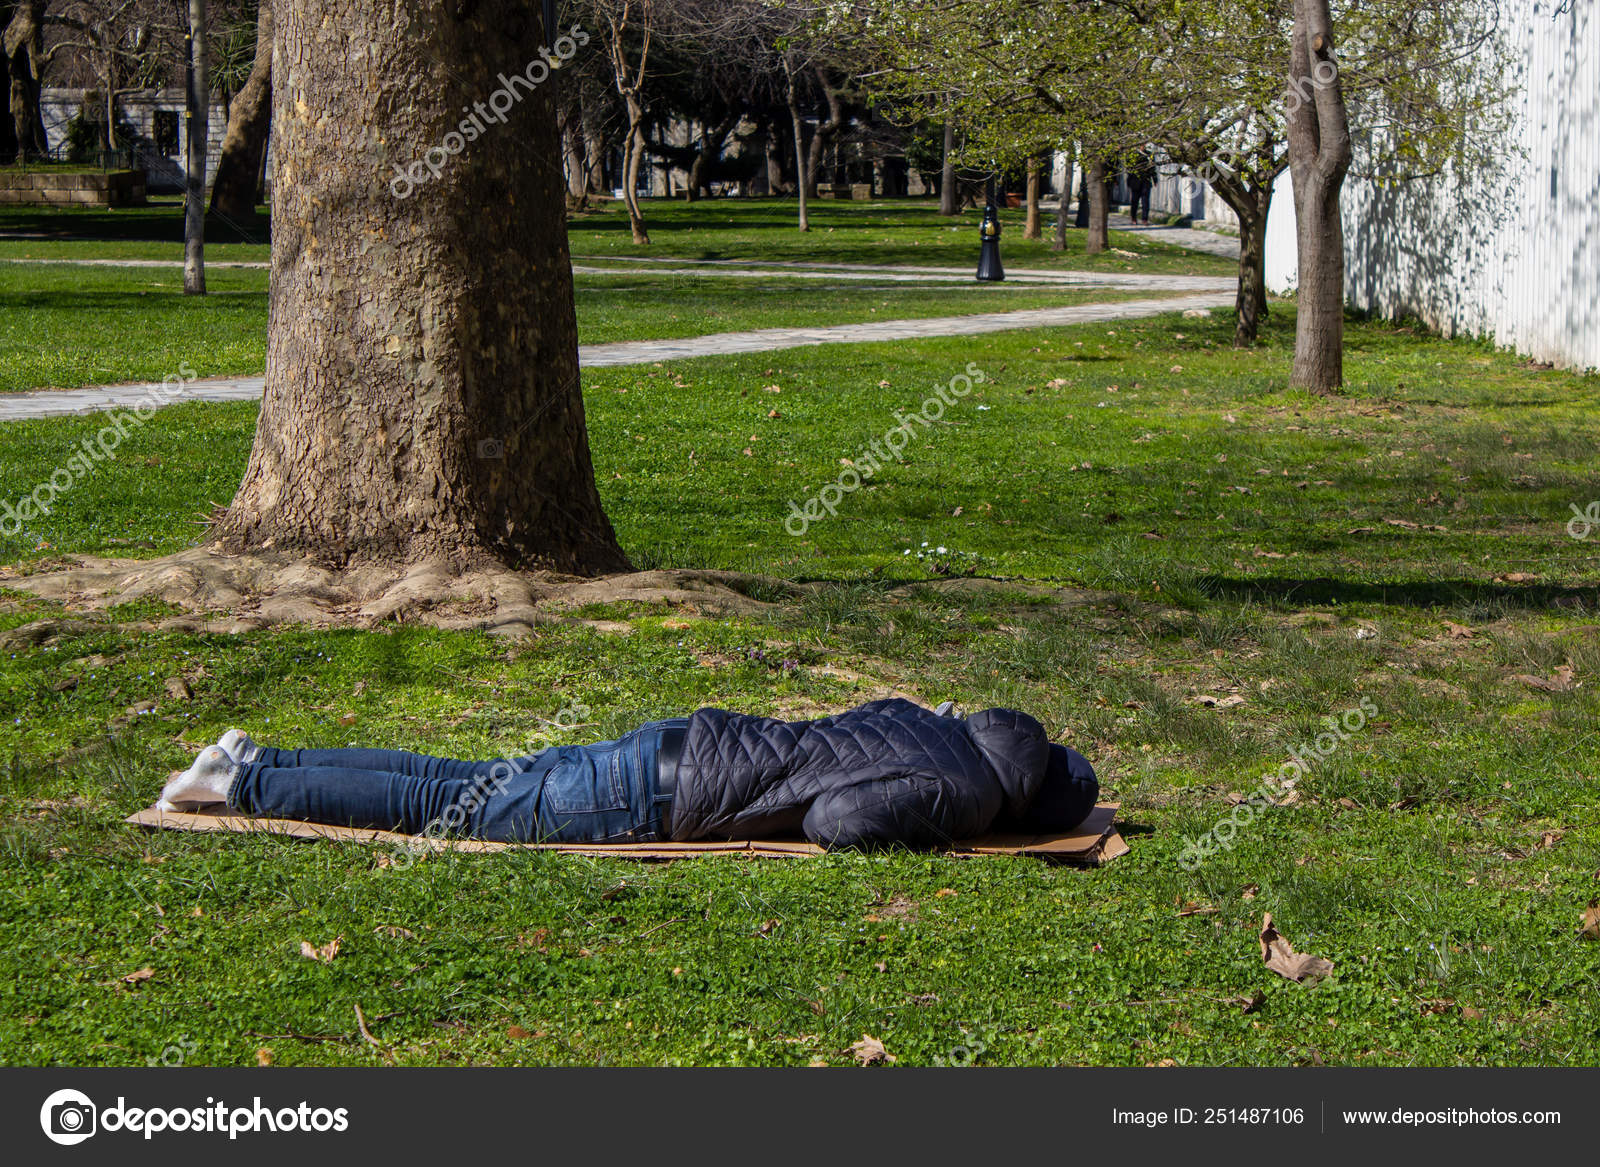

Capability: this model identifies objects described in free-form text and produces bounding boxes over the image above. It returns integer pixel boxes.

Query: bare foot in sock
[157,745,237,812]
[217,728,260,764]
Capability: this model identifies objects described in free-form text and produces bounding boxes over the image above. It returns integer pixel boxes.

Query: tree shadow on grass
[1197,574,1599,613]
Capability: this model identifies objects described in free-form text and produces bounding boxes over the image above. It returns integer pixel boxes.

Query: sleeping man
[156,698,1098,851]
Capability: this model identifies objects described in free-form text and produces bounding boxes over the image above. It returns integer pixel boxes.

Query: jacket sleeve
[801,771,988,851]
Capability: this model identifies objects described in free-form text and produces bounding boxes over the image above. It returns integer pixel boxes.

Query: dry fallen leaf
[506,1025,533,1040]
[373,925,416,939]
[122,967,155,985]
[1259,913,1334,984]
[934,888,958,898]
[1443,622,1475,639]
[1384,518,1419,529]
[1496,572,1538,583]
[255,1048,274,1066]
[849,1034,895,1066]
[299,936,342,963]
[1581,900,1600,941]
[1240,883,1260,901]
[1513,664,1576,693]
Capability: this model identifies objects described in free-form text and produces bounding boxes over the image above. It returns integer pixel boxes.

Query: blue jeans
[227,719,687,844]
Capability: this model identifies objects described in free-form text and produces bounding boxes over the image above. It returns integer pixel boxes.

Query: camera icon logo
[39,1088,97,1146]
[476,438,505,460]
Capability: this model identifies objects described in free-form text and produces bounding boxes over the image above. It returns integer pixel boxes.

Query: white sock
[157,745,238,812]
[217,728,260,765]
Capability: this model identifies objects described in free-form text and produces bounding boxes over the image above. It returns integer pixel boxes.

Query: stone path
[0,291,1231,421]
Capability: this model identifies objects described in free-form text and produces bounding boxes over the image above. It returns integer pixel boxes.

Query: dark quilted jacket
[669,698,1066,849]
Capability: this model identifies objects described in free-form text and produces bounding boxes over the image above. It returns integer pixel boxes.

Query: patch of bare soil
[0,547,805,638]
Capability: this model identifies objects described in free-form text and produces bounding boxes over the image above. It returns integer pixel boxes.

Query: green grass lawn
[0,194,1235,275]
[0,260,1171,392]
[2,304,1598,1067]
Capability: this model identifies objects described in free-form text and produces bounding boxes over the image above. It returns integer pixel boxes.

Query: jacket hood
[964,707,1050,817]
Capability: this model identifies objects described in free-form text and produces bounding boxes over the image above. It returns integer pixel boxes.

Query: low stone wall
[0,169,147,207]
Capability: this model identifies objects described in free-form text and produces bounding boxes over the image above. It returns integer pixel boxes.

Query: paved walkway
[0,291,1230,421]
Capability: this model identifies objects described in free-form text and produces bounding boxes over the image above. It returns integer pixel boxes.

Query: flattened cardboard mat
[127,802,1129,865]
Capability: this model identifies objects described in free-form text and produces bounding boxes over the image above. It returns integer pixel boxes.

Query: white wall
[1266,1,1599,373]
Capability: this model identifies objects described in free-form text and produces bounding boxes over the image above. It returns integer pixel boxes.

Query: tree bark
[1023,155,1042,239]
[209,0,272,221]
[686,112,736,202]
[803,66,845,199]
[581,96,607,194]
[1085,157,1109,254]
[782,53,809,231]
[213,0,628,574]
[621,96,649,241]
[1209,168,1277,347]
[1051,144,1073,251]
[183,0,208,296]
[1286,0,1352,392]
[3,1,48,160]
[938,117,956,215]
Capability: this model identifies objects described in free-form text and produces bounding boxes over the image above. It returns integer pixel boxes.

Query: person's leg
[228,752,544,838]
[247,745,495,783]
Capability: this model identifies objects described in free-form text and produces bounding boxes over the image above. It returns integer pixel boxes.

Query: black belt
[654,725,685,837]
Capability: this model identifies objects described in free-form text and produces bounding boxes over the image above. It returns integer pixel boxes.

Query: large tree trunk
[3,2,48,160]
[938,118,956,215]
[1210,169,1277,347]
[214,0,628,574]
[183,0,208,295]
[209,0,272,221]
[803,66,845,199]
[686,112,735,202]
[1085,157,1109,254]
[621,98,649,242]
[763,115,789,193]
[1051,144,1073,251]
[1023,155,1042,239]
[581,96,607,194]
[1286,0,1351,392]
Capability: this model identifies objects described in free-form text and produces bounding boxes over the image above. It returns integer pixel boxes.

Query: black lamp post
[976,175,1004,281]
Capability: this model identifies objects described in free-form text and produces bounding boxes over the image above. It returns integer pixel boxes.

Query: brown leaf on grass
[299,936,342,963]
[1240,883,1260,901]
[1258,913,1334,984]
[1534,830,1563,852]
[1346,526,1375,535]
[337,713,358,727]
[1190,693,1246,709]
[122,967,155,984]
[1240,990,1266,1014]
[255,1048,274,1066]
[507,1025,545,1040]
[1177,903,1220,918]
[1384,518,1419,529]
[373,925,416,939]
[1496,572,1538,583]
[1513,665,1576,693]
[1581,900,1600,941]
[849,1034,895,1066]
[758,918,780,935]
[1443,622,1475,639]
[163,677,192,701]
[934,888,958,898]
[1460,1006,1483,1021]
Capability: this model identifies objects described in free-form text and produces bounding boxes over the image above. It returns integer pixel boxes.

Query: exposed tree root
[2,547,804,637]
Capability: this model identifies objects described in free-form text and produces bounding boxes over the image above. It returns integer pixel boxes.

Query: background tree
[2,1,50,160]
[214,0,628,574]
[209,0,270,220]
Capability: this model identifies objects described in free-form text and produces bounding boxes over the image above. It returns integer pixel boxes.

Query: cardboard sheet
[126,802,1128,865]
